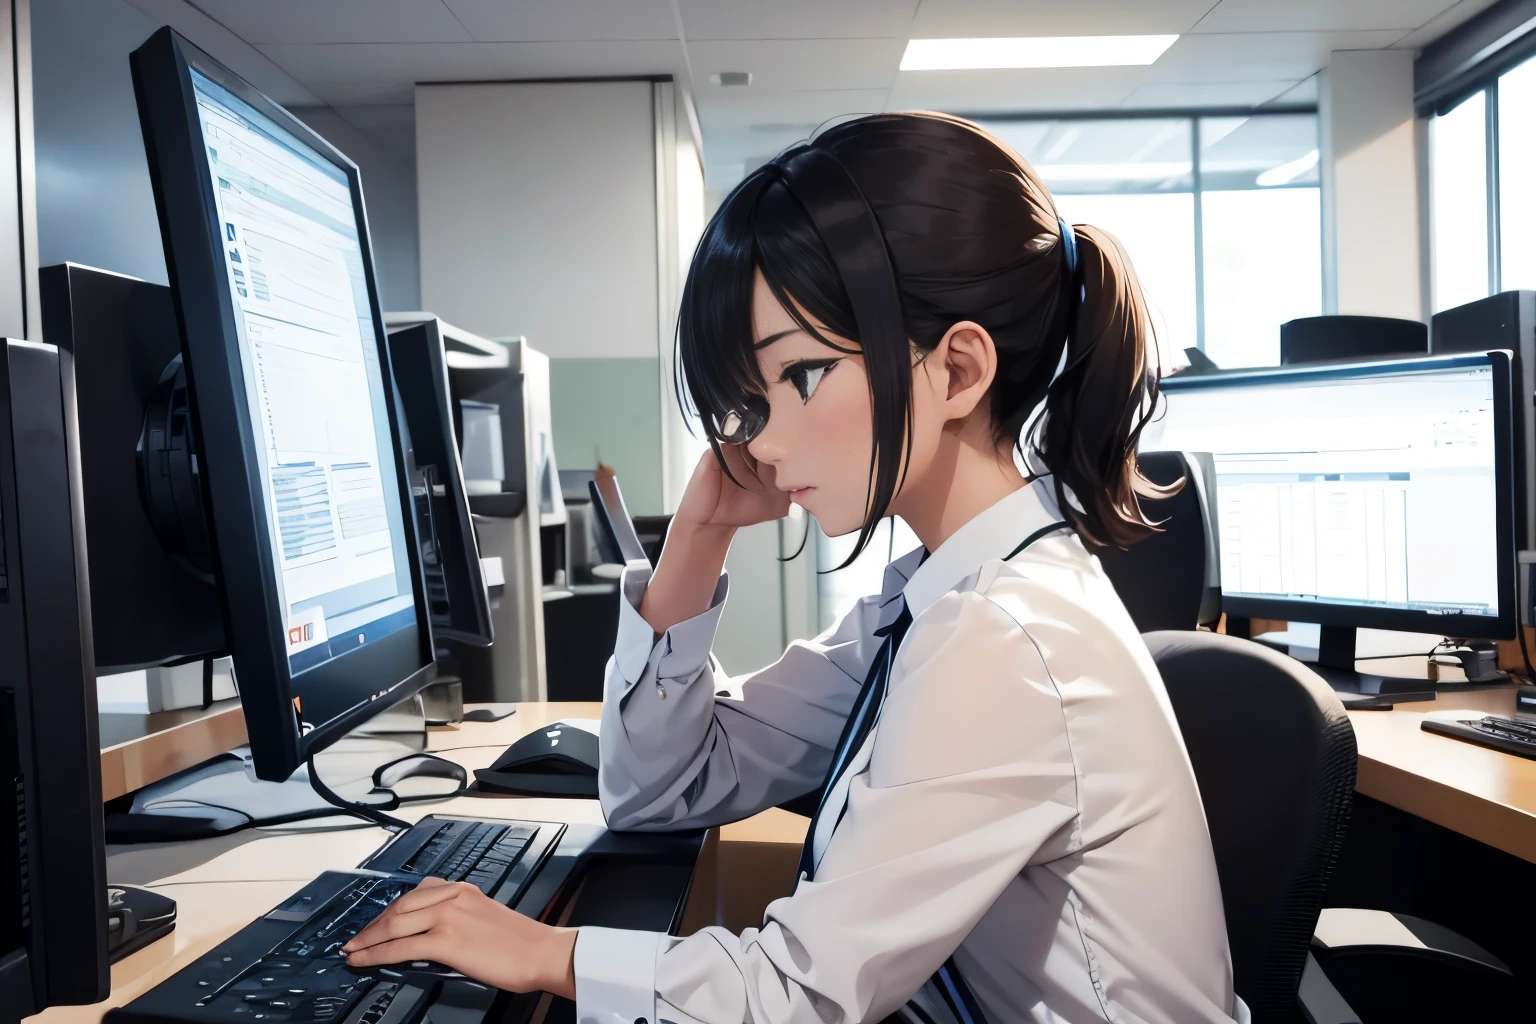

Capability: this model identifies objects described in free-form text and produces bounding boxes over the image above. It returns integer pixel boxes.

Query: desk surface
[1347,683,1536,863]
[39,702,807,1024]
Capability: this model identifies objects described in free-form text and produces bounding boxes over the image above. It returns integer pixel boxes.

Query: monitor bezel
[131,27,435,782]
[1157,350,1519,640]
[385,319,494,647]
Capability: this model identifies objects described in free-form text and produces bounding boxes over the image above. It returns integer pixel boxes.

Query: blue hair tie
[1058,215,1078,276]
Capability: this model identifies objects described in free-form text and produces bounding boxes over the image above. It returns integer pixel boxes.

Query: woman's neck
[893,422,1026,553]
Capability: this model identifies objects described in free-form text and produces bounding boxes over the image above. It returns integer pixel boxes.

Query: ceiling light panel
[900,35,1179,71]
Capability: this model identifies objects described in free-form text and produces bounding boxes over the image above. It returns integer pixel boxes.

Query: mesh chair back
[1144,631,1357,1023]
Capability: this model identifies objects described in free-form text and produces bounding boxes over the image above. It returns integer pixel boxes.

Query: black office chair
[1097,450,1219,631]
[1147,631,1513,1023]
[1146,631,1357,1022]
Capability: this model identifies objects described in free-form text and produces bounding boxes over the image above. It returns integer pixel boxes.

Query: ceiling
[125,0,1502,196]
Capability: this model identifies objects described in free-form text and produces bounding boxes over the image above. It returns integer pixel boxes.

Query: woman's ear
[937,320,998,421]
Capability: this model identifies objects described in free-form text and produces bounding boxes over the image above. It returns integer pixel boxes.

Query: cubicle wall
[416,78,704,520]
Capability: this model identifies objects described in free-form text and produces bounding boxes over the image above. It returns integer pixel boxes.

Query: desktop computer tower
[1432,291,1536,623]
[0,338,110,1016]
[1280,315,1428,365]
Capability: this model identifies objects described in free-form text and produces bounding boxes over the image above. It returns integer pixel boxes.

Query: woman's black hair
[677,111,1169,559]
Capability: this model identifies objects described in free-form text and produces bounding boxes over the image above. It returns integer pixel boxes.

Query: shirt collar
[874,546,924,634]
[901,479,1067,618]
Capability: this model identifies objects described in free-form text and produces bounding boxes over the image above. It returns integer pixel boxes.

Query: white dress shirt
[576,480,1248,1024]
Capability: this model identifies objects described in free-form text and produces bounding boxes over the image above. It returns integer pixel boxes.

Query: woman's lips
[788,486,815,502]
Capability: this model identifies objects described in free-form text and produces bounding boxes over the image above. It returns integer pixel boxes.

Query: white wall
[416,81,660,355]
[34,0,165,284]
[1320,50,1425,320]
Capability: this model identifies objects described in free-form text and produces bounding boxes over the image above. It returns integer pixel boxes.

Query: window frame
[970,104,1321,354]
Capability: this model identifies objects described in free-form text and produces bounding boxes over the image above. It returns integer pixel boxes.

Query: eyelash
[779,359,839,404]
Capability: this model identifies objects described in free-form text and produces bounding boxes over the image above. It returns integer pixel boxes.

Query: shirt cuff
[613,562,729,687]
[574,927,664,1024]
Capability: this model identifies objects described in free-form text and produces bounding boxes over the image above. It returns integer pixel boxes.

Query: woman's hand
[341,878,577,999]
[639,448,791,634]
[673,445,791,532]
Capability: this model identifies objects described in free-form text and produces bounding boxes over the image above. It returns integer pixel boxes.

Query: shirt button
[655,684,666,700]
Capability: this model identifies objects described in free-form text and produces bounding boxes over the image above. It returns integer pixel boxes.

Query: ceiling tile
[257,39,687,106]
[1145,30,1405,82]
[125,0,323,105]
[475,39,688,79]
[443,0,678,42]
[678,0,919,40]
[886,66,1149,115]
[1391,0,1504,50]
[1121,80,1302,109]
[1193,0,1460,34]
[185,0,473,45]
[911,0,1216,37]
[256,43,497,105]
[686,38,905,92]
[256,43,497,84]
[1266,75,1320,105]
[695,88,893,134]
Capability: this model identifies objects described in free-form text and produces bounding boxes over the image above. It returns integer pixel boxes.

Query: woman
[344,112,1244,1024]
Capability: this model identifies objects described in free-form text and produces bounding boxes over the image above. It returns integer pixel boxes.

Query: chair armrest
[1312,908,1510,977]
[1299,951,1361,1024]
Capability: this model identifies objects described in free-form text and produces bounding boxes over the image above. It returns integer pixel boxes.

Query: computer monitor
[385,319,494,647]
[1147,352,1517,673]
[0,339,109,1020]
[132,27,435,782]
[40,263,227,675]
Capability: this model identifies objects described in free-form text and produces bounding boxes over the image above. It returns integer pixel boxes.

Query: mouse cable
[307,753,412,832]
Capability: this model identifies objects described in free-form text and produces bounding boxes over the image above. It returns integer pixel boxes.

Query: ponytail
[1026,223,1173,549]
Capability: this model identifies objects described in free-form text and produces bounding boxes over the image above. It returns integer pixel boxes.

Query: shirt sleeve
[580,589,1082,1024]
[597,559,889,832]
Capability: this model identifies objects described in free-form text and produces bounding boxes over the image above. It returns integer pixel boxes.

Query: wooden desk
[1348,684,1536,864]
[98,699,248,802]
[37,702,806,1024]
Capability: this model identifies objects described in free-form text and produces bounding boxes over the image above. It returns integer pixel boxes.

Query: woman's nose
[746,420,785,464]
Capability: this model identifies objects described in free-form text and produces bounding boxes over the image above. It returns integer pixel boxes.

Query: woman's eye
[788,362,834,403]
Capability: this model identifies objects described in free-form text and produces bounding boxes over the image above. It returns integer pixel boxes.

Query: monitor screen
[1147,357,1508,629]
[190,71,416,676]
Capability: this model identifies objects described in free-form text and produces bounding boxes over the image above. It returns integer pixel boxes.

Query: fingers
[386,878,471,915]
[341,934,444,968]
[344,902,444,953]
[718,442,768,489]
[342,880,472,953]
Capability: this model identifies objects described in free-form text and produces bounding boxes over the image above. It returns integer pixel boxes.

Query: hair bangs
[676,170,773,465]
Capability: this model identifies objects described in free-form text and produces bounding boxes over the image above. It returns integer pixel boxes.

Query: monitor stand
[106,884,178,963]
[1306,625,1436,697]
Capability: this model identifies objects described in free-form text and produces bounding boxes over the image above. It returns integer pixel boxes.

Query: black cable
[306,753,411,831]
[200,657,214,710]
[1519,623,1536,681]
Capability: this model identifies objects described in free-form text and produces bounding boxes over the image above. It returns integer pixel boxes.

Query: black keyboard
[107,815,563,1024]
[1421,715,1536,760]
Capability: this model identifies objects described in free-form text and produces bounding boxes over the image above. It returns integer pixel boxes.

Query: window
[1199,115,1322,369]
[1499,58,1536,291]
[1427,50,1536,310]
[1429,91,1489,312]
[981,111,1321,370]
